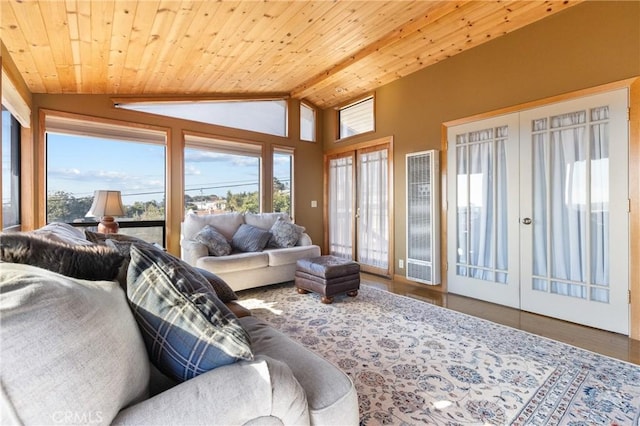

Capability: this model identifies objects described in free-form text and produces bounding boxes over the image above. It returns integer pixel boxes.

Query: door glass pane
[590,106,609,288]
[456,145,468,271]
[357,149,388,269]
[550,111,587,284]
[530,106,611,303]
[532,130,548,278]
[455,126,508,283]
[328,156,353,258]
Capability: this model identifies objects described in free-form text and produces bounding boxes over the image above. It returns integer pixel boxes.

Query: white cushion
[0,263,150,425]
[183,212,244,241]
[266,245,322,267]
[32,222,92,245]
[197,252,269,273]
[244,212,290,230]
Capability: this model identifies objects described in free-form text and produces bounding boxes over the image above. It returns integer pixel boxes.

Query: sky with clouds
[47,133,290,206]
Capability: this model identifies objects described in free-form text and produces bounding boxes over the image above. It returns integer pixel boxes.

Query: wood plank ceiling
[1,0,581,109]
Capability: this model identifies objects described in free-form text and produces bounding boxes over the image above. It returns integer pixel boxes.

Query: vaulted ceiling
[1,0,581,109]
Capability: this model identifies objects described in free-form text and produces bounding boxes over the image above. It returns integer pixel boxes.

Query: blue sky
[47,133,289,206]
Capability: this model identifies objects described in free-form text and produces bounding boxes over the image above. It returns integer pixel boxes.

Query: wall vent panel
[406,150,440,284]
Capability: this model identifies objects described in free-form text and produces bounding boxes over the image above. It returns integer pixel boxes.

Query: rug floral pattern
[238,283,640,426]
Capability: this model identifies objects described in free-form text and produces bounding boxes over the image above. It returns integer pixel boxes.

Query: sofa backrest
[0,263,150,425]
[183,212,244,241]
[243,212,290,230]
[182,212,292,242]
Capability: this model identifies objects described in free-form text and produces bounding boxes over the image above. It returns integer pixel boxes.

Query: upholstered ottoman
[295,255,360,304]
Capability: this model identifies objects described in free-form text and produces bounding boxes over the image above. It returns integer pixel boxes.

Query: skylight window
[117,99,288,137]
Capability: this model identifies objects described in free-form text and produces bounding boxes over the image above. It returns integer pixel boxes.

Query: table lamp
[86,190,125,234]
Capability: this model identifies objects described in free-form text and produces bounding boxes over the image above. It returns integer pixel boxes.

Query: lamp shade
[86,190,125,218]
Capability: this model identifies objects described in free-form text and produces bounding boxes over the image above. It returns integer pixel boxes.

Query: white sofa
[181,212,321,291]
[0,223,359,425]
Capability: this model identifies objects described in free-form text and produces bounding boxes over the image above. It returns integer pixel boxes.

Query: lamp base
[98,216,119,234]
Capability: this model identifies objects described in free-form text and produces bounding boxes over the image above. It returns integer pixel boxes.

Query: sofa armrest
[296,233,313,247]
[112,356,309,425]
[180,239,208,266]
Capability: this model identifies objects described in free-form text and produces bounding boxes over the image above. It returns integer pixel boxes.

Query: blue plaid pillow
[126,244,253,382]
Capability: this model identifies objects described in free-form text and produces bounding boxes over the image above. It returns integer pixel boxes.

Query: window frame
[115,97,290,138]
[272,145,295,218]
[2,107,21,229]
[300,102,316,142]
[38,110,170,242]
[336,94,376,141]
[184,132,264,215]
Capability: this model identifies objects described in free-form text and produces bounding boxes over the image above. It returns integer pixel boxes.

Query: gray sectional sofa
[181,212,321,291]
[0,223,358,425]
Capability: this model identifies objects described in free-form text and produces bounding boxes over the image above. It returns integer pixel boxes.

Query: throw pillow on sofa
[105,239,239,303]
[0,263,150,425]
[195,266,238,303]
[268,217,305,248]
[194,225,232,256]
[127,243,253,382]
[0,232,124,281]
[231,224,272,252]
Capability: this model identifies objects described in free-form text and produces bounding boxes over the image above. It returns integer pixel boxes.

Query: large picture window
[2,107,21,229]
[184,134,262,215]
[273,146,294,217]
[44,114,166,244]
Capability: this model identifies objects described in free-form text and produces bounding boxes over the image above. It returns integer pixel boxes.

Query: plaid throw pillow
[126,244,253,382]
[194,267,238,303]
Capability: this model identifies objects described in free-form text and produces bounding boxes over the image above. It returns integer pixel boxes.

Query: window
[117,99,288,137]
[2,107,21,229]
[45,114,166,245]
[338,96,374,139]
[273,147,294,217]
[300,103,316,142]
[184,134,262,215]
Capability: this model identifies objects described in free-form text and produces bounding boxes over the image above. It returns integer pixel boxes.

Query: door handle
[522,217,532,225]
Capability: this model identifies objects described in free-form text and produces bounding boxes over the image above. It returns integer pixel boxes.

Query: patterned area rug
[237,283,640,426]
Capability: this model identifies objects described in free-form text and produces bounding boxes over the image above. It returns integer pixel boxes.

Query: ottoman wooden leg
[297,287,310,294]
[321,296,334,304]
[346,290,358,297]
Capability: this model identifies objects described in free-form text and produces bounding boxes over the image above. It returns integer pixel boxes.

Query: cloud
[48,167,165,199]
[185,151,258,167]
[184,164,201,176]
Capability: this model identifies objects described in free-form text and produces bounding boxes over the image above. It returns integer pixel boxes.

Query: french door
[447,114,521,308]
[327,143,390,276]
[519,90,629,334]
[448,89,630,334]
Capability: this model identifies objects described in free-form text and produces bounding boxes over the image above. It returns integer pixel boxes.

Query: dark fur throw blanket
[0,233,124,281]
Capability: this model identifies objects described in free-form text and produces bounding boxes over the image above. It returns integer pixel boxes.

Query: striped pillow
[231,224,272,252]
[126,244,253,382]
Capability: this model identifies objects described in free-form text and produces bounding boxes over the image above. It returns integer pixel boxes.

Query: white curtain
[532,109,610,302]
[456,128,508,283]
[357,149,389,269]
[328,156,353,259]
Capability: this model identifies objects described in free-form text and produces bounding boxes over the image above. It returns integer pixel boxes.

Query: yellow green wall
[322,1,640,280]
